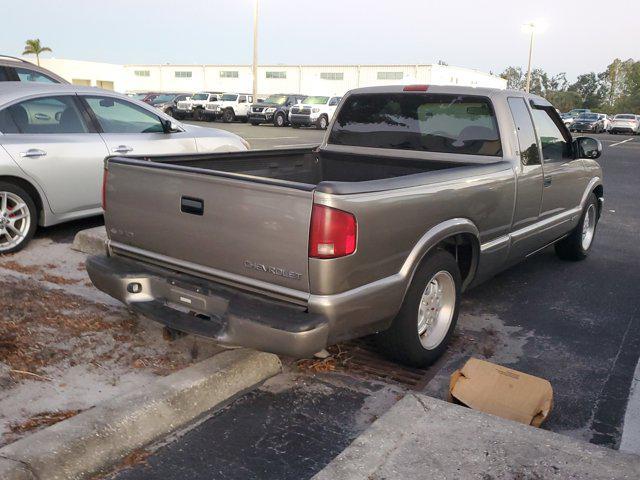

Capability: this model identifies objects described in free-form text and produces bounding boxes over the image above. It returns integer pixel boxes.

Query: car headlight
[312,108,320,113]
[265,108,276,113]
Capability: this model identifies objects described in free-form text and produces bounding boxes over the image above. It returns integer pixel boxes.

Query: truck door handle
[543,177,552,187]
[112,145,133,154]
[181,196,204,216]
[19,148,47,158]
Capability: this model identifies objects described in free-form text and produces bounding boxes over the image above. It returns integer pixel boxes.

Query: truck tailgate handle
[181,196,204,216]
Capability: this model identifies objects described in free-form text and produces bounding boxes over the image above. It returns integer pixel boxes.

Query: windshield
[150,94,177,104]
[303,96,329,105]
[263,95,288,105]
[577,114,599,121]
[615,114,636,120]
[221,94,238,101]
[329,93,501,157]
[191,93,208,100]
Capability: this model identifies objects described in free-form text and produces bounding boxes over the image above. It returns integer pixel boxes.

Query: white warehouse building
[34,58,506,95]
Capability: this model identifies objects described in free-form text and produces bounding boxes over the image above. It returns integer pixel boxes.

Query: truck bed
[130,148,467,187]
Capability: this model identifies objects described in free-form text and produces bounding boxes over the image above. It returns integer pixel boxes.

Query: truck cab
[289,95,342,130]
[248,94,306,127]
[175,92,223,121]
[204,93,253,123]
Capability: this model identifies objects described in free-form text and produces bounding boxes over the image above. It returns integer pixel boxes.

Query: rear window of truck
[329,93,502,156]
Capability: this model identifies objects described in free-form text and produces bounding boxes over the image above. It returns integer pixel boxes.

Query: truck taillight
[309,204,357,259]
[102,168,108,211]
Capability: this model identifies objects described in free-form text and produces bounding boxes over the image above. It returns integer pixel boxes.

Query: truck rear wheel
[375,249,461,368]
[0,182,38,254]
[555,193,598,261]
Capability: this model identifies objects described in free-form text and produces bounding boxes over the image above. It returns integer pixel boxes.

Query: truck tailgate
[104,159,314,294]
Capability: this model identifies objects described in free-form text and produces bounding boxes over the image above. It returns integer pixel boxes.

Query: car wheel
[375,249,461,368]
[0,182,38,254]
[274,113,286,127]
[555,193,598,261]
[222,109,235,123]
[316,115,328,130]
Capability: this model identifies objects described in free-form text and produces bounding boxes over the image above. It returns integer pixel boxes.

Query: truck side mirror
[575,136,602,159]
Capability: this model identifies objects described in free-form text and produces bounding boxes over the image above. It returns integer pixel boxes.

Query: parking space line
[610,138,635,147]
[245,136,300,140]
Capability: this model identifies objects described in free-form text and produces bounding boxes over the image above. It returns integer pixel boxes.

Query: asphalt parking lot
[9,125,640,479]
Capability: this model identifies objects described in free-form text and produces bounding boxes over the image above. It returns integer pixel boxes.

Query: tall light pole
[522,21,547,93]
[252,0,259,101]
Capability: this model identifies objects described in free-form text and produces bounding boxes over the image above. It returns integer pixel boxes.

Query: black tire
[222,109,235,123]
[274,113,286,127]
[250,122,261,126]
[174,113,184,120]
[555,193,599,261]
[375,249,461,368]
[0,181,38,254]
[316,115,328,130]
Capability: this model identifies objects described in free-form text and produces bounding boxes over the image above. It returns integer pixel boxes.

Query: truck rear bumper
[86,255,330,358]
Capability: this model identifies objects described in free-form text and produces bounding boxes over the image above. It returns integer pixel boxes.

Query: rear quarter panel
[309,164,516,295]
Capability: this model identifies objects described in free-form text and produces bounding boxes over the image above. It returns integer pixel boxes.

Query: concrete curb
[313,393,640,480]
[71,226,107,256]
[0,349,281,480]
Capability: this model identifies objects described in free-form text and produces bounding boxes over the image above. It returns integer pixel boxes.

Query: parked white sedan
[0,82,249,253]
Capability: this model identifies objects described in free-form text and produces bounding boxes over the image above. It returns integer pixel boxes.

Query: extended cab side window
[531,108,572,163]
[507,97,540,166]
[84,96,164,134]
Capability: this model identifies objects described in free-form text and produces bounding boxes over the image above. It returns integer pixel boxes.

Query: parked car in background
[289,95,342,129]
[150,93,190,117]
[175,92,223,120]
[0,55,67,84]
[0,82,249,253]
[567,108,591,117]
[204,93,253,123]
[610,114,640,134]
[88,85,603,368]
[597,114,612,132]
[248,94,306,127]
[569,113,606,133]
[561,112,575,127]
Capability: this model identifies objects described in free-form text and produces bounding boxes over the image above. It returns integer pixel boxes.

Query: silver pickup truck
[87,85,604,367]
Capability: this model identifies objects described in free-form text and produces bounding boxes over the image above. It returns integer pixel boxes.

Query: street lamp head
[521,20,548,34]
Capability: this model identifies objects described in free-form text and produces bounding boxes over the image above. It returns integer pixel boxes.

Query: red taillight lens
[101,168,108,211]
[309,204,357,259]
[403,85,429,92]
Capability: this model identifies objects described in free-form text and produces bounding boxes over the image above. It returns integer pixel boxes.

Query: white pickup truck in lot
[204,93,253,123]
[289,95,342,129]
[175,92,224,121]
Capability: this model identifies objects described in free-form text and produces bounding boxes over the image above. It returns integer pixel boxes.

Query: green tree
[22,39,52,66]
[500,66,525,90]
[569,73,606,110]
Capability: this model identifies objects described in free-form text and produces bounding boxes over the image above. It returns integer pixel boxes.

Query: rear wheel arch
[0,175,44,223]
[402,220,481,296]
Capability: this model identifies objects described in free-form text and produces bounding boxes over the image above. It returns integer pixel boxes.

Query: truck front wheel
[274,113,286,127]
[555,193,598,261]
[316,115,328,130]
[222,109,235,123]
[375,249,461,368]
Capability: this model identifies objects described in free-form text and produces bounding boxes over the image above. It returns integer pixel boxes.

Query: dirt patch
[41,273,81,285]
[1,260,42,275]
[9,409,81,435]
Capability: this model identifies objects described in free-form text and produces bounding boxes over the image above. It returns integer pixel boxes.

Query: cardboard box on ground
[449,358,553,427]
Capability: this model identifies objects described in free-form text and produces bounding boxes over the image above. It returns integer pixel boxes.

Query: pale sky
[3,0,639,80]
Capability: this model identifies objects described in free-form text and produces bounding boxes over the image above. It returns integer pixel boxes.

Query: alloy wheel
[417,270,456,350]
[0,191,31,252]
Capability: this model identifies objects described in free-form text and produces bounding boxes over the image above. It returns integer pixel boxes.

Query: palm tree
[22,39,52,66]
